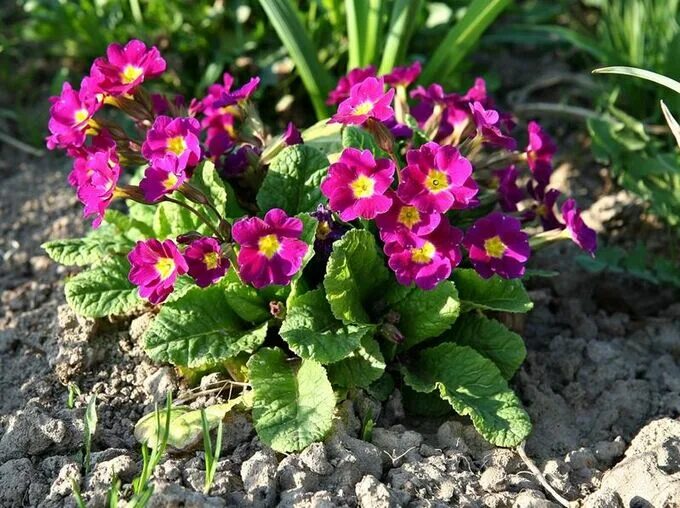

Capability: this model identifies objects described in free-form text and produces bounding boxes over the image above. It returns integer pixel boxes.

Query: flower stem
[164,196,224,241]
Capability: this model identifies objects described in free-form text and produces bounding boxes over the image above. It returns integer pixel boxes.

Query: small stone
[86,453,138,489]
[49,461,81,498]
[593,437,626,466]
[380,390,405,426]
[356,474,397,508]
[542,459,571,493]
[437,421,468,452]
[276,455,318,491]
[142,367,177,403]
[565,447,597,470]
[147,481,226,507]
[656,437,680,474]
[582,488,624,508]
[479,466,507,493]
[0,458,34,507]
[129,313,155,341]
[220,412,254,453]
[0,406,70,461]
[241,449,278,507]
[299,442,333,475]
[482,449,523,474]
[371,427,422,466]
[513,490,559,508]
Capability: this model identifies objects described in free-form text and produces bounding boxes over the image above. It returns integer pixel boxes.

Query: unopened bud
[365,118,395,155]
[176,232,203,244]
[380,323,405,344]
[269,301,286,320]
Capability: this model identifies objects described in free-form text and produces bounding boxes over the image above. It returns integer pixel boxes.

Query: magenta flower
[383,61,422,87]
[128,239,188,304]
[470,101,517,150]
[397,142,477,213]
[330,77,395,125]
[320,147,395,221]
[463,213,530,279]
[69,149,120,228]
[493,166,525,212]
[139,155,187,202]
[529,187,562,231]
[376,191,441,244]
[202,112,237,158]
[385,220,463,290]
[46,80,100,150]
[213,77,260,110]
[283,122,303,146]
[562,199,597,255]
[184,237,229,287]
[141,116,201,169]
[232,209,309,288]
[526,121,556,169]
[90,39,166,96]
[327,66,377,105]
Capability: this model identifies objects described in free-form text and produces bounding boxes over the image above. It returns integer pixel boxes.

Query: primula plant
[43,39,596,453]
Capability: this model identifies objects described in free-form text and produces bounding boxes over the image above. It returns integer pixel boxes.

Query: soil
[2,120,680,506]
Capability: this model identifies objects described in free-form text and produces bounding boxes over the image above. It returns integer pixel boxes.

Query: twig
[0,131,45,157]
[516,442,573,508]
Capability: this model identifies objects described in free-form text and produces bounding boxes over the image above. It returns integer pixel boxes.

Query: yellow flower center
[120,64,144,84]
[536,204,548,218]
[424,169,449,193]
[74,108,89,124]
[258,234,280,259]
[410,241,436,264]
[166,136,187,156]
[219,105,239,115]
[163,172,178,190]
[155,257,175,280]
[397,206,421,229]
[484,235,506,259]
[317,221,332,240]
[353,101,374,116]
[349,174,375,199]
[203,251,220,270]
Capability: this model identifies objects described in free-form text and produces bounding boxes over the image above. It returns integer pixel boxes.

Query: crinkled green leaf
[365,372,395,402]
[323,230,389,324]
[257,144,329,215]
[221,269,272,323]
[403,343,531,447]
[385,280,460,350]
[42,235,132,267]
[452,269,533,313]
[444,313,526,379]
[248,347,335,452]
[65,257,143,318]
[280,288,373,364]
[152,195,212,240]
[190,160,245,220]
[105,208,155,241]
[143,284,268,368]
[402,384,453,417]
[326,335,385,388]
[341,126,389,158]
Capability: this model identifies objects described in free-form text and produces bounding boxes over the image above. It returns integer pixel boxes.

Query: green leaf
[341,126,389,158]
[385,280,460,351]
[280,288,373,364]
[42,235,132,267]
[443,313,526,380]
[221,269,272,323]
[324,230,389,324]
[346,0,384,68]
[379,0,424,74]
[190,160,245,220]
[402,384,453,417]
[257,145,329,215]
[296,212,319,274]
[65,257,143,318]
[143,284,268,368]
[153,197,209,240]
[403,343,531,447]
[248,348,335,452]
[452,269,533,313]
[594,66,680,95]
[326,335,385,389]
[104,208,155,241]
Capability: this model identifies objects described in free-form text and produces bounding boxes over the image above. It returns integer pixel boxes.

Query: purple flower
[202,112,237,158]
[141,116,202,169]
[320,147,395,221]
[220,145,258,177]
[310,204,349,259]
[531,188,562,231]
[232,209,309,288]
[526,121,556,170]
[376,190,441,244]
[562,199,597,255]
[89,39,166,96]
[330,77,395,125]
[139,155,187,202]
[283,122,303,146]
[383,116,413,139]
[213,77,260,110]
[385,220,463,290]
[327,66,377,105]
[463,213,530,279]
[46,80,101,150]
[493,166,525,212]
[470,101,517,150]
[184,237,229,287]
[128,239,188,304]
[383,61,421,87]
[68,148,120,228]
[397,142,477,213]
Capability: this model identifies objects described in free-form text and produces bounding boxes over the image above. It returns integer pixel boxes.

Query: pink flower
[320,147,395,221]
[142,116,201,169]
[493,166,524,212]
[213,77,260,110]
[526,121,556,170]
[562,199,597,255]
[139,155,187,202]
[202,112,237,158]
[385,220,463,290]
[376,191,441,243]
[128,239,188,304]
[383,61,421,87]
[200,73,260,115]
[232,209,309,288]
[470,101,517,150]
[463,213,530,279]
[46,80,101,150]
[90,39,166,96]
[397,142,477,213]
[327,66,377,105]
[69,147,120,228]
[330,77,395,125]
[283,122,303,146]
[529,187,562,231]
[184,237,229,287]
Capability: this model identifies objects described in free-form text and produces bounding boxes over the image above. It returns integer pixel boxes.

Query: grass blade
[346,0,368,69]
[420,0,511,84]
[259,0,333,120]
[363,0,384,68]
[593,66,680,95]
[378,0,424,74]
[661,100,680,149]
